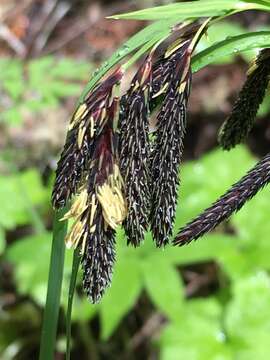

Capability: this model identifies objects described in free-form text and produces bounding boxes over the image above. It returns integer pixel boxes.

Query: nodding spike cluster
[52,19,270,303]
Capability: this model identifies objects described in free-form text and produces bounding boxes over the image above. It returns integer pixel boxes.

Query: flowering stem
[39,207,68,360]
[66,248,80,360]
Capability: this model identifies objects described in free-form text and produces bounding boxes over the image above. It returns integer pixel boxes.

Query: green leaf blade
[142,258,184,322]
[192,31,270,72]
[110,1,239,20]
[100,259,142,340]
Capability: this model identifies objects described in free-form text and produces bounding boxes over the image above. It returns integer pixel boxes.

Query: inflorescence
[52,23,270,303]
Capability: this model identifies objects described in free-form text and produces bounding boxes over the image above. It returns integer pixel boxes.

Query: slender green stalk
[39,208,68,360]
[66,248,80,360]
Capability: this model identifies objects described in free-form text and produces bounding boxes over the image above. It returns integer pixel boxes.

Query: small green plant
[21,0,270,358]
[0,57,92,125]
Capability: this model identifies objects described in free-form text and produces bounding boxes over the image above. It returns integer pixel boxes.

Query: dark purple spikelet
[51,67,123,209]
[58,68,127,303]
[219,49,270,150]
[81,123,126,303]
[81,205,116,303]
[119,56,153,246]
[174,152,270,246]
[150,40,192,247]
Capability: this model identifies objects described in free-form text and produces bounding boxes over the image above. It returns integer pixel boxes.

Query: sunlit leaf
[110,1,261,20]
[192,31,270,72]
[6,232,72,306]
[100,258,142,340]
[0,169,49,229]
[142,257,184,322]
[174,146,255,230]
[160,299,231,360]
[225,272,270,360]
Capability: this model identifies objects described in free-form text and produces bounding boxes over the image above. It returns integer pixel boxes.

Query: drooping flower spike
[52,67,127,302]
[219,48,270,150]
[119,55,153,247]
[148,20,210,247]
[52,67,123,209]
[150,39,192,247]
[174,152,270,246]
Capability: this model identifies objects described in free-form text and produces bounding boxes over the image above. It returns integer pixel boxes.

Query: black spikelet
[52,67,123,209]
[150,40,192,247]
[219,49,270,150]
[52,129,92,209]
[58,68,126,303]
[119,56,152,246]
[174,153,270,246]
[150,43,188,110]
[82,206,116,303]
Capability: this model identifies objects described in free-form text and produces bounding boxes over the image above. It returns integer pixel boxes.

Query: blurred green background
[1,1,270,359]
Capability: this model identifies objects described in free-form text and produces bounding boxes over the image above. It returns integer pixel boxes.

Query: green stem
[39,208,68,360]
[66,248,81,360]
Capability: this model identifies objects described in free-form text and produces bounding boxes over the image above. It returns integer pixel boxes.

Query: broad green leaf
[100,258,142,340]
[192,31,270,72]
[0,169,48,229]
[160,299,231,360]
[165,234,237,267]
[218,247,254,281]
[111,1,253,20]
[232,185,270,243]
[142,258,184,322]
[174,146,255,230]
[6,232,53,304]
[230,182,270,271]
[225,272,270,360]
[6,232,72,306]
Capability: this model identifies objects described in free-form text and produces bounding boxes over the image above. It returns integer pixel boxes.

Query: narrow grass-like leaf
[66,248,80,360]
[78,17,185,104]
[192,31,270,72]
[39,207,68,360]
[110,1,270,20]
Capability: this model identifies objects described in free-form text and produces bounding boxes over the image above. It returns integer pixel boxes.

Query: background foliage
[1,0,270,359]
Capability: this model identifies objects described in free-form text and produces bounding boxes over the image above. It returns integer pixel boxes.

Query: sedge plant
[39,1,270,359]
